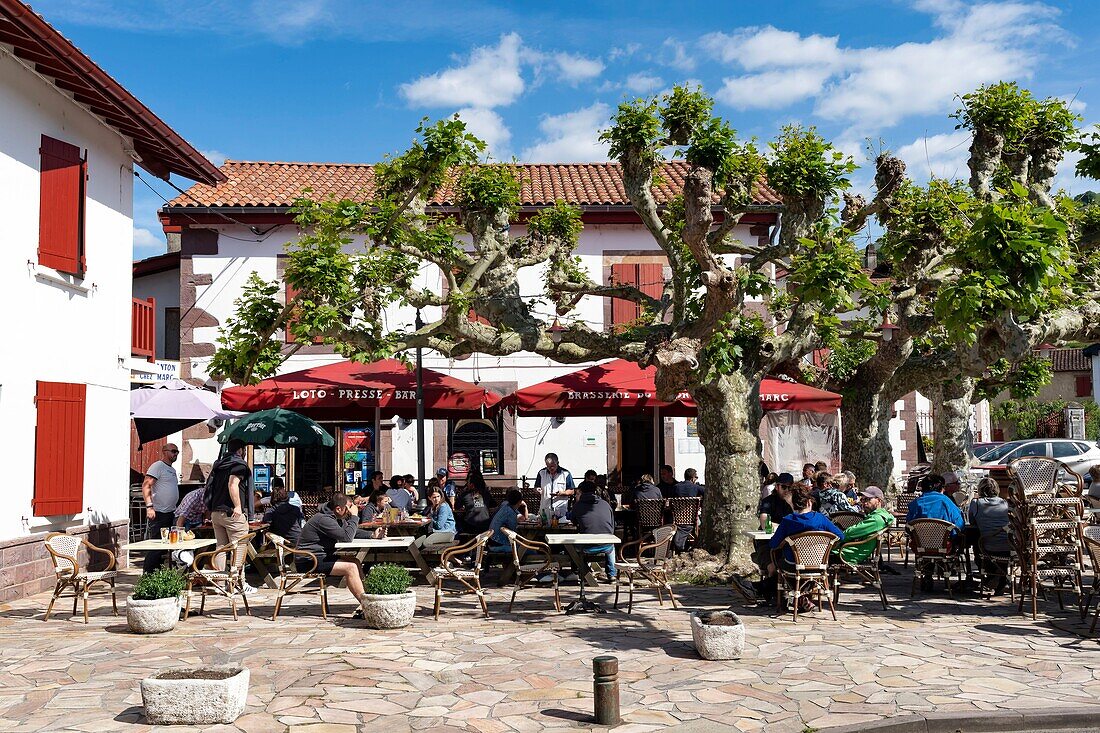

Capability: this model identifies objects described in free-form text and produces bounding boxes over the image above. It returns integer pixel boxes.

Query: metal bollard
[592,655,620,725]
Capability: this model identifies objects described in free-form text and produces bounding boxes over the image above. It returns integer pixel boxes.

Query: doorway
[617,414,659,484]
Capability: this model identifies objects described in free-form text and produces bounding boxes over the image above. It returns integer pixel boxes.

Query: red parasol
[221,358,501,419]
[502,359,840,416]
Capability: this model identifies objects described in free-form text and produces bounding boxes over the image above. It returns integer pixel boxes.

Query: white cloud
[400,33,524,108]
[658,38,695,71]
[896,130,972,180]
[200,149,227,167]
[609,43,641,61]
[702,26,843,70]
[704,2,1062,130]
[550,52,604,84]
[625,73,664,94]
[133,226,166,256]
[521,103,611,162]
[715,68,832,110]
[456,107,511,157]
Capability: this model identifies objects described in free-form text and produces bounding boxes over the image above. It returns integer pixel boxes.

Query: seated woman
[359,490,391,523]
[294,494,366,617]
[488,489,529,553]
[761,484,843,609]
[418,485,456,551]
[457,476,497,536]
[968,477,1011,594]
[263,485,305,547]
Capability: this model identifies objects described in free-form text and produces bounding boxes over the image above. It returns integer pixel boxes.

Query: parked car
[970,438,1100,487]
[970,441,1003,460]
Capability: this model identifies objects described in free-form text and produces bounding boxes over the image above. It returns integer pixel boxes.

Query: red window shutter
[1076,375,1092,397]
[33,381,86,516]
[610,263,639,326]
[637,263,664,302]
[39,135,86,275]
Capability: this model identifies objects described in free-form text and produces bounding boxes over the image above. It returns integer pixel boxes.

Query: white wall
[0,50,134,540]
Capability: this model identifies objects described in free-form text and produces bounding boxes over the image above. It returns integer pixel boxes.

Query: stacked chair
[1007,457,1086,620]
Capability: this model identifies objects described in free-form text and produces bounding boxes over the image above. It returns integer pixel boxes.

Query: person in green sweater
[836,486,894,563]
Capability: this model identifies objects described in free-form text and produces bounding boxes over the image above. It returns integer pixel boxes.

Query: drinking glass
[160,527,169,541]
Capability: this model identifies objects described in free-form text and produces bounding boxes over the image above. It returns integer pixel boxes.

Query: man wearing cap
[436,467,457,507]
[835,487,895,563]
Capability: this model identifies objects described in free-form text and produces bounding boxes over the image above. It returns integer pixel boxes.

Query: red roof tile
[1047,348,1091,372]
[165,160,783,209]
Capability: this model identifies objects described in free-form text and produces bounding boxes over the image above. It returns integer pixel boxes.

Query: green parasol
[218,407,335,447]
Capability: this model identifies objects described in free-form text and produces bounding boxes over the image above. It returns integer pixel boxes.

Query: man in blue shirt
[906,473,965,591]
[906,473,964,530]
[488,489,529,553]
[758,485,842,608]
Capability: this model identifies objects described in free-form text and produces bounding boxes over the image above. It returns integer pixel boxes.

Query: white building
[0,0,221,601]
[159,161,788,489]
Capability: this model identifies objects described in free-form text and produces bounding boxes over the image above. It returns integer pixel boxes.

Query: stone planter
[360,590,417,629]
[141,665,249,725]
[126,595,181,634]
[690,610,744,660]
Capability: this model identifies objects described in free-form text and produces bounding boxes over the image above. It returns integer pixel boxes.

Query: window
[33,381,87,516]
[38,135,86,275]
[1017,442,1048,458]
[163,308,180,360]
[449,417,504,475]
[1052,441,1083,458]
[609,262,664,328]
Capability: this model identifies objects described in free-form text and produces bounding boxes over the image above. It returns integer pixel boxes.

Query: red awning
[221,359,501,419]
[502,359,841,416]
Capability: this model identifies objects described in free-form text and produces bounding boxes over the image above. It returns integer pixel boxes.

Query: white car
[972,438,1100,485]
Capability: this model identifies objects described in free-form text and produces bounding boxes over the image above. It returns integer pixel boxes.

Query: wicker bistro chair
[1083,529,1100,634]
[829,530,889,610]
[184,532,256,621]
[667,497,702,547]
[431,530,492,620]
[829,511,865,532]
[615,524,678,613]
[636,498,666,537]
[500,528,561,613]
[976,531,1018,601]
[1007,456,1063,502]
[1016,517,1084,619]
[908,518,966,598]
[774,531,839,621]
[43,533,118,623]
[267,532,327,621]
[885,493,919,566]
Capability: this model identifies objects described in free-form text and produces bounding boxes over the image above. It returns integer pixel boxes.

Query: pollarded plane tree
[820,82,1100,482]
[211,88,894,565]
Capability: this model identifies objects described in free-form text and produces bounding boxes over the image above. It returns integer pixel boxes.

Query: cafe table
[544,533,621,614]
[358,517,432,537]
[336,535,433,577]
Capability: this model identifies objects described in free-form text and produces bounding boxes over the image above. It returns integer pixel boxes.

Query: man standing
[536,453,574,518]
[141,444,180,573]
[437,467,457,506]
[206,439,252,574]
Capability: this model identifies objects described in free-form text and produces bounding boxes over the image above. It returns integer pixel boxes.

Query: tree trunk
[931,377,975,473]
[694,371,762,569]
[840,382,896,490]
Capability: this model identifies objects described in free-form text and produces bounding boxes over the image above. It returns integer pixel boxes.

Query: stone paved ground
[0,568,1098,733]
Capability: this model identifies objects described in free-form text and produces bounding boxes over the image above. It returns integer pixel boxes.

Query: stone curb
[821,707,1100,733]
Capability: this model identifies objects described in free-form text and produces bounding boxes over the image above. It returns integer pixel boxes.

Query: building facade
[0,0,220,601]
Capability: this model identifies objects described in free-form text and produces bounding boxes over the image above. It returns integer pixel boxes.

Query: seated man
[669,468,705,498]
[264,485,305,547]
[906,473,965,590]
[623,474,663,508]
[817,475,855,517]
[836,487,894,563]
[488,489,529,554]
[568,482,617,580]
[174,486,207,531]
[386,475,415,512]
[758,474,794,530]
[760,484,843,607]
[295,495,365,617]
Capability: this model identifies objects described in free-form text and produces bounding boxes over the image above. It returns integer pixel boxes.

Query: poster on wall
[341,426,375,495]
[253,465,271,494]
[480,449,499,474]
[448,451,471,481]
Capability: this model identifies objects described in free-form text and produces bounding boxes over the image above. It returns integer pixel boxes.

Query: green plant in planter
[132,568,187,600]
[365,564,412,595]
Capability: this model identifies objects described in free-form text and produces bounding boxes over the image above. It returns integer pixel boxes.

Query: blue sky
[31,0,1100,258]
